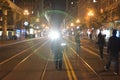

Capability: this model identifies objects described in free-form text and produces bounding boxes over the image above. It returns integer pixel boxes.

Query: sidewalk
[0,40,20,47]
[0,39,26,47]
[0,38,40,47]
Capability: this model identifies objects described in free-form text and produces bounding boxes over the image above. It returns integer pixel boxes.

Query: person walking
[97,32,106,59]
[104,29,120,75]
[51,33,64,70]
[75,32,81,53]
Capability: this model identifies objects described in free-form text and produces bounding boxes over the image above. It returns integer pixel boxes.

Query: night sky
[13,0,67,28]
[49,0,66,28]
[51,0,66,11]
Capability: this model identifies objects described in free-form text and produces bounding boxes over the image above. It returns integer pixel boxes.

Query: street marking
[0,41,46,65]
[70,46,103,80]
[81,46,99,57]
[13,41,48,70]
[41,53,50,80]
[64,51,77,80]
[63,54,72,80]
[64,54,77,80]
[66,38,102,57]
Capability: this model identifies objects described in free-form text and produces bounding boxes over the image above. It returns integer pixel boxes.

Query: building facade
[99,0,120,29]
[0,0,23,40]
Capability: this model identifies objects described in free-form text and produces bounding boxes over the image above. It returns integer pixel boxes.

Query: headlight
[48,31,60,40]
[61,42,66,46]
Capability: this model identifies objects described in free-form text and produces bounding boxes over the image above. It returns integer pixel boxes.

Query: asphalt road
[0,37,119,80]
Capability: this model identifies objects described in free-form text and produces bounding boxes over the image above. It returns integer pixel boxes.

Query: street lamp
[70,22,74,27]
[88,11,94,18]
[75,19,81,35]
[23,10,30,38]
[76,19,80,23]
[76,19,80,29]
[23,10,29,22]
[88,10,94,28]
[23,10,29,16]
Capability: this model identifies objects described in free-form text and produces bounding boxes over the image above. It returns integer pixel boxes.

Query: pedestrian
[104,29,120,75]
[97,32,106,59]
[75,32,80,53]
[51,33,64,70]
[89,33,92,39]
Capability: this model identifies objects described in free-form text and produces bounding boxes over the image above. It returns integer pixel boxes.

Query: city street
[0,37,119,80]
[0,0,120,80]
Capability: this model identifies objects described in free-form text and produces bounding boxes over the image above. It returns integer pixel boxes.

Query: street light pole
[88,10,94,28]
[23,9,29,38]
[76,19,80,34]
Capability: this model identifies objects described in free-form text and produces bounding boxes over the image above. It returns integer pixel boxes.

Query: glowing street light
[70,22,74,27]
[76,19,80,23]
[42,24,45,27]
[23,10,29,16]
[36,18,40,22]
[88,10,94,17]
[88,10,94,28]
[24,21,29,26]
[93,0,97,3]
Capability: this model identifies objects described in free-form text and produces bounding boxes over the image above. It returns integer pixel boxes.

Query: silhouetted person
[97,32,106,59]
[51,35,64,70]
[75,32,80,53]
[104,29,120,75]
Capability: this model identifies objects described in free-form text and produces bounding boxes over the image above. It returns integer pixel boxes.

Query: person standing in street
[75,32,81,53]
[97,31,106,59]
[51,32,64,70]
[104,29,120,75]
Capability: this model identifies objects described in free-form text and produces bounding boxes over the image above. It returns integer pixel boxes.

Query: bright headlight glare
[49,31,60,40]
[61,42,66,46]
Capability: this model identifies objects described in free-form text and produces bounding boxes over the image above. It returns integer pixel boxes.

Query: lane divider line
[70,46,103,80]
[64,53,77,80]
[0,40,46,65]
[81,46,99,57]
[63,54,72,80]
[63,50,77,80]
[12,41,48,70]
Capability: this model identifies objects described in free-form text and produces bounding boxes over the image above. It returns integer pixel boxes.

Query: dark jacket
[107,36,120,53]
[75,34,80,43]
[97,33,106,46]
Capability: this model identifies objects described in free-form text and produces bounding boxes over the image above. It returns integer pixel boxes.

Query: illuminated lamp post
[76,19,80,30]
[23,10,29,17]
[70,22,74,27]
[76,19,80,23]
[88,10,94,39]
[70,22,75,35]
[23,10,30,38]
[88,10,94,28]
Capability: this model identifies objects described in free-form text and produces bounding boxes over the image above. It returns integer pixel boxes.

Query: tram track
[0,39,48,80]
[70,47,104,80]
[0,40,46,65]
[0,39,46,62]
[65,38,104,80]
[82,39,108,55]
[40,50,51,80]
[0,38,115,80]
